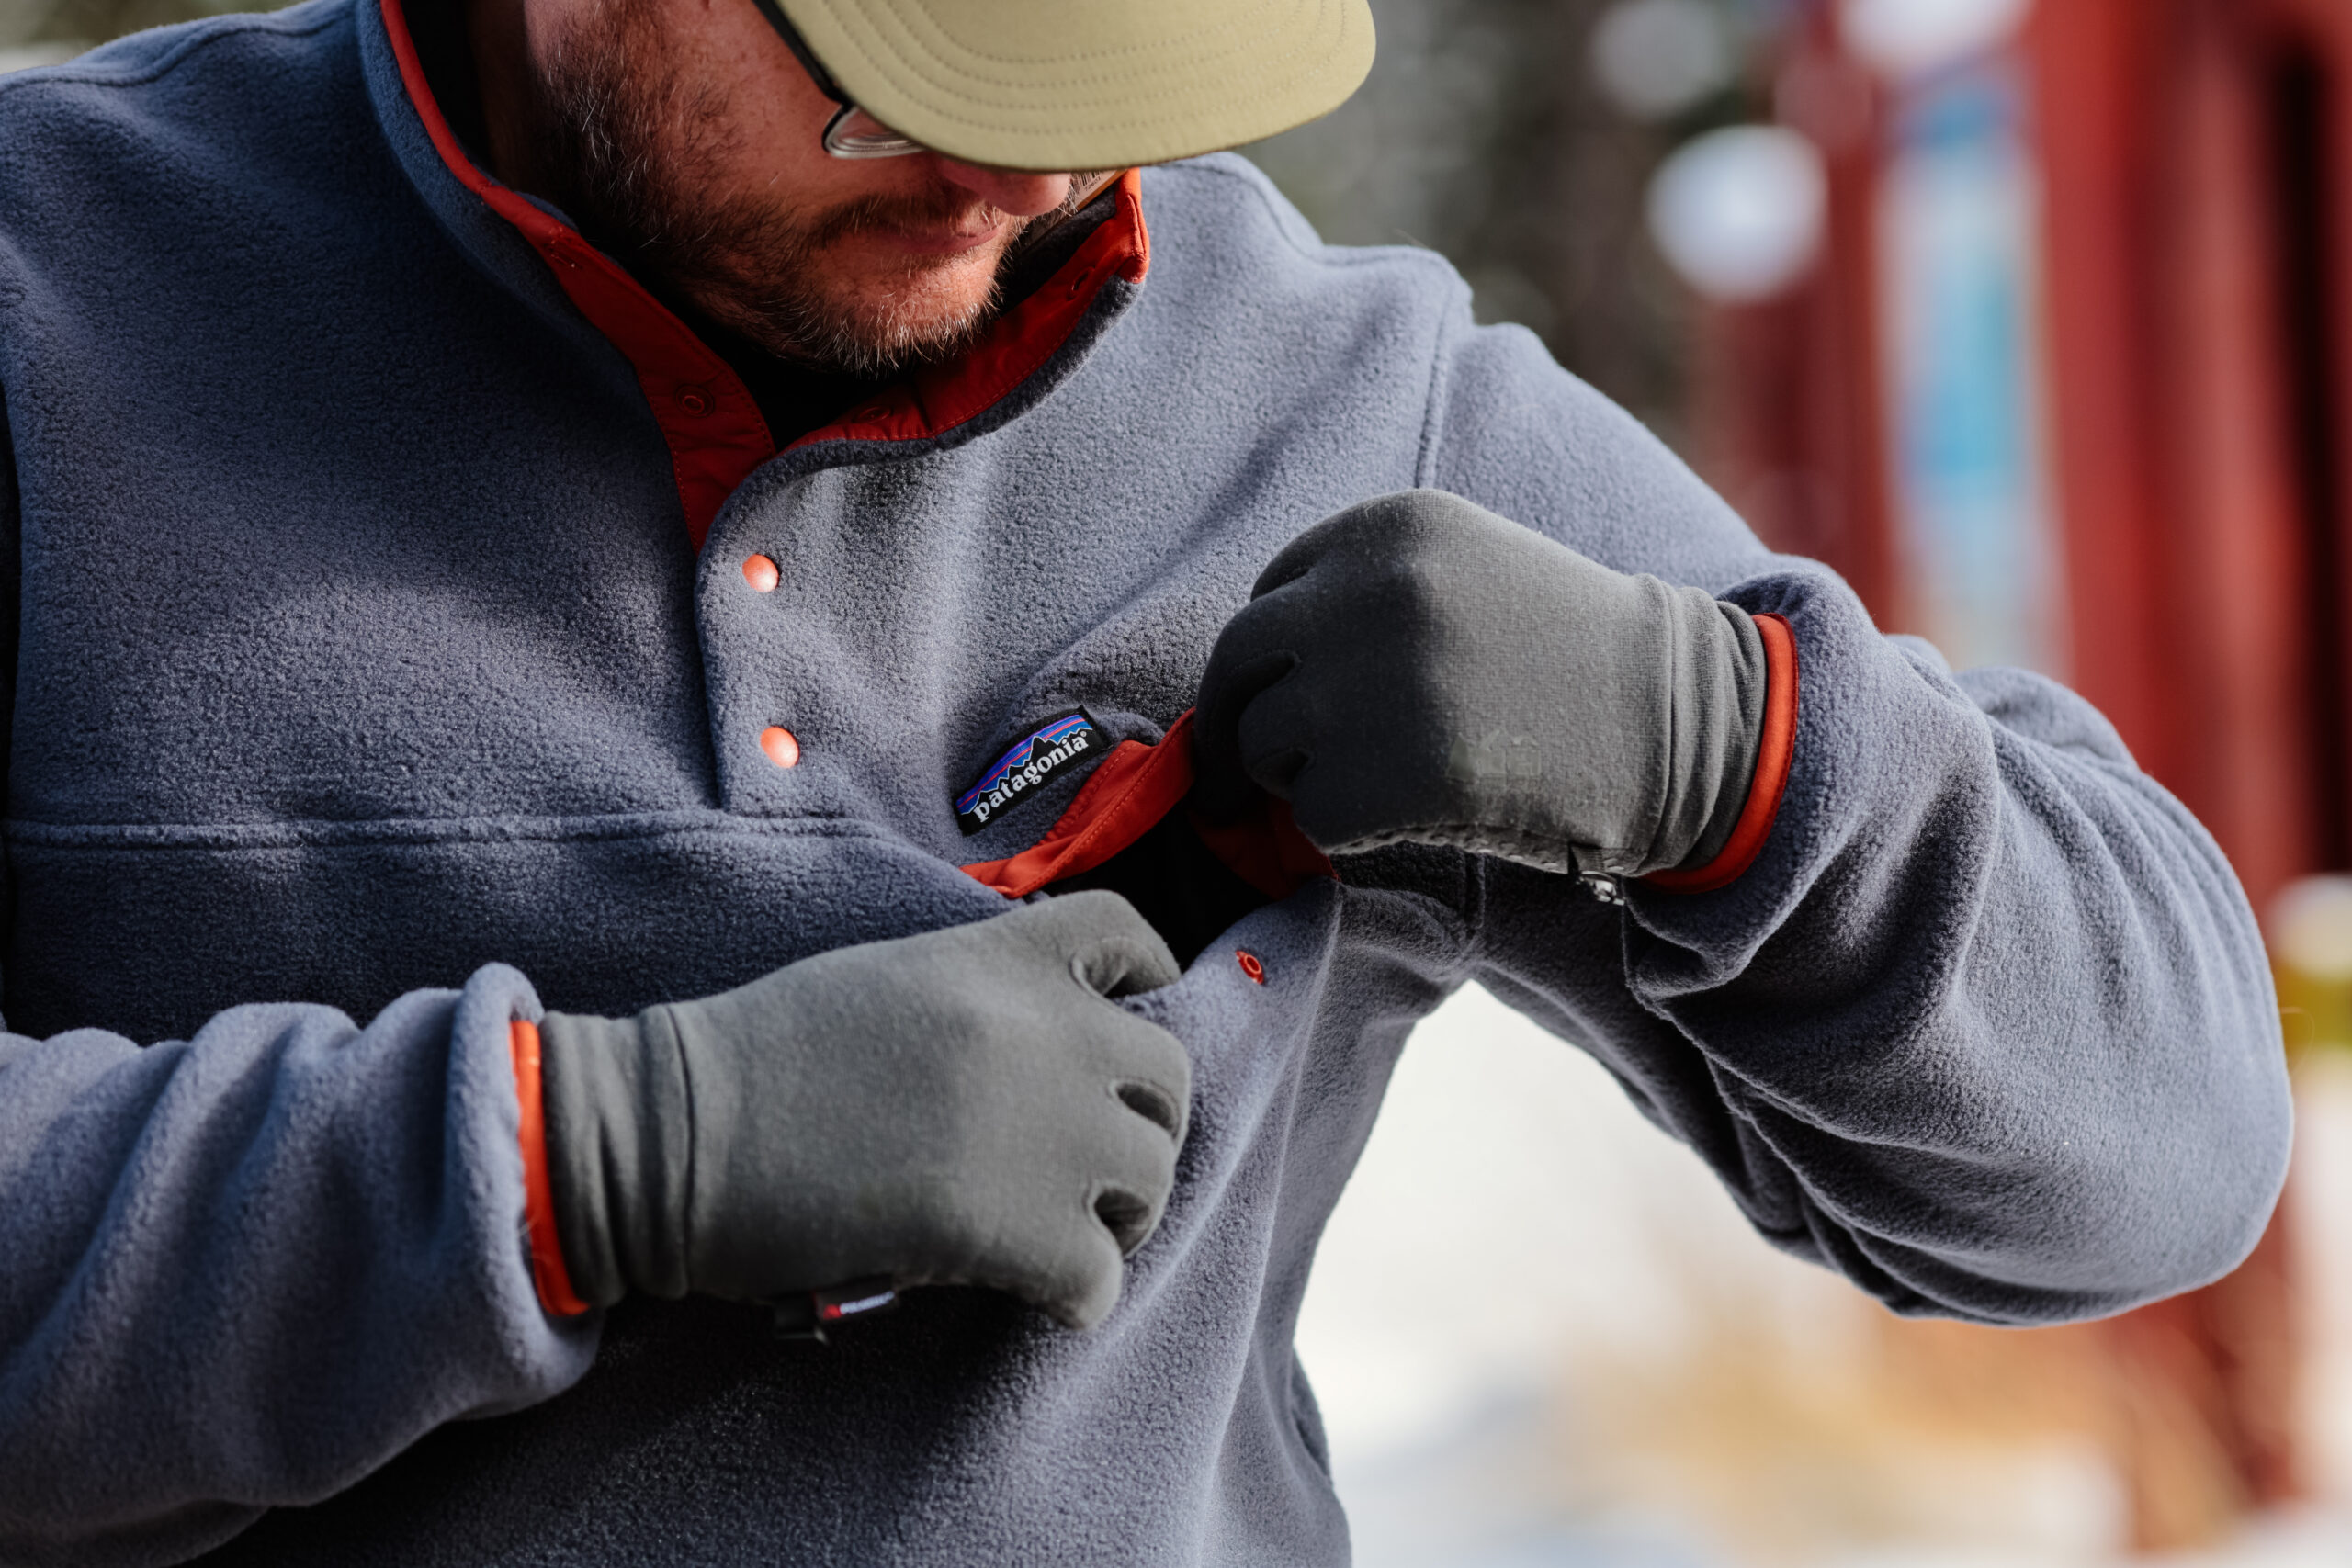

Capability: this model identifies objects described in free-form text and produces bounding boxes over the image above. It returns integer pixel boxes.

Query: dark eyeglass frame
[746,0,927,158]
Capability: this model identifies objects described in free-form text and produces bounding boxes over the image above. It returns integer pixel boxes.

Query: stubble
[529,0,1075,376]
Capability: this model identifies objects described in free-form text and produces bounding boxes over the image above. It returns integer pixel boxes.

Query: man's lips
[872,214,1007,257]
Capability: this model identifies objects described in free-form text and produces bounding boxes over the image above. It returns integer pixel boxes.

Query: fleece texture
[1191,488,1770,876]
[540,890,1190,1325]
[0,0,2290,1562]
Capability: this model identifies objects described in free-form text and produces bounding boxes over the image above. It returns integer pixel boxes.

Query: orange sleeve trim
[508,1019,592,1318]
[960,709,1334,902]
[1644,612,1799,896]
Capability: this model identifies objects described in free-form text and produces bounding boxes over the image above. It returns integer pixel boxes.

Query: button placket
[729,543,799,772]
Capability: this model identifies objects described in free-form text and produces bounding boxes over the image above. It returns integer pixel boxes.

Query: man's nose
[931,158,1071,218]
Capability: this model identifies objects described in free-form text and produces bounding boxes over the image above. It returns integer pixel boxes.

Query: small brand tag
[955,709,1102,835]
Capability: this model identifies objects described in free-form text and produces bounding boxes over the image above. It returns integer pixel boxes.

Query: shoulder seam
[0,3,345,102]
[1414,288,1464,490]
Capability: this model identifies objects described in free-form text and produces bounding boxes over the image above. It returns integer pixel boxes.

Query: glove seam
[646,1003,698,1293]
[1641,579,1696,874]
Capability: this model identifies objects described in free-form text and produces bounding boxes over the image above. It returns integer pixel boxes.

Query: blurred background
[9,0,2352,1560]
[1253,0,2352,1562]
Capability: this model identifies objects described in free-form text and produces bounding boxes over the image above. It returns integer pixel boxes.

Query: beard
[529,0,1091,376]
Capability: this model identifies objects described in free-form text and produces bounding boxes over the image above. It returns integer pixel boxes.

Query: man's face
[506,0,1081,374]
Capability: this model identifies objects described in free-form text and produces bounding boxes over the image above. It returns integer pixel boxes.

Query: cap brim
[777,0,1375,171]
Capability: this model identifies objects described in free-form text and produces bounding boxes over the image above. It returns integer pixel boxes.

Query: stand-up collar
[356,0,1150,550]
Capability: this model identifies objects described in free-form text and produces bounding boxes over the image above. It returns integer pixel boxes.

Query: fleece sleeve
[0,959,600,1566]
[1423,313,2291,1325]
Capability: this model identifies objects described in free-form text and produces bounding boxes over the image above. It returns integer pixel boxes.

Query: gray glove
[1193,490,1767,879]
[537,891,1190,1329]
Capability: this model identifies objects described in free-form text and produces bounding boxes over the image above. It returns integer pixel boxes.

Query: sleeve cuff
[509,1018,594,1317]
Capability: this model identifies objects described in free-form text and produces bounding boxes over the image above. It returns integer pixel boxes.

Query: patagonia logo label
[955,709,1102,835]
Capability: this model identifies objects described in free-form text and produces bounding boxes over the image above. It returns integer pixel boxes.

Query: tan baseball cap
[775,0,1377,172]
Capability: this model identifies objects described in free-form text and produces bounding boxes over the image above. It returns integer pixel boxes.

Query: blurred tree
[1246,0,1780,455]
[0,0,266,50]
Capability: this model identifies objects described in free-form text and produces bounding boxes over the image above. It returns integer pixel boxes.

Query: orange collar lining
[378,0,1150,550]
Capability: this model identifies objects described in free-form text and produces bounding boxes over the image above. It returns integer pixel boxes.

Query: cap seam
[825,31,1358,117]
[796,0,1349,77]
[808,36,1362,140]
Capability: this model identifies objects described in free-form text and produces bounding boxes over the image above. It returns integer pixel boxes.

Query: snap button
[741,554,779,592]
[676,385,713,418]
[1236,951,1265,985]
[760,726,801,769]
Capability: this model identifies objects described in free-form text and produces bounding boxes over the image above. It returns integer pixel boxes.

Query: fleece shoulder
[1129,155,1471,483]
[0,0,360,309]
[1136,154,1475,335]
[1128,155,1774,588]
[0,0,349,148]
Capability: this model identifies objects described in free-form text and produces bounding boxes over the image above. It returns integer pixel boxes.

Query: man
[0,0,2290,1560]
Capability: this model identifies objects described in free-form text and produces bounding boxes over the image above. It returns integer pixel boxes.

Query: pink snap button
[760,727,801,769]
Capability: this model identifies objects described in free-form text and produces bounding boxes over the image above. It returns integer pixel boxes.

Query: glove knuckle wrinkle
[1113,1079,1182,1140]
[1091,1183,1159,1258]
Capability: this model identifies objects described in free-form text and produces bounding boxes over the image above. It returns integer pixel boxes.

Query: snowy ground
[1295,986,2352,1567]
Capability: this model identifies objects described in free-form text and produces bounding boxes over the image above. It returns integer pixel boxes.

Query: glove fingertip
[1051,1260,1124,1332]
[1242,746,1308,803]
[1247,505,1355,595]
[1069,936,1180,999]
[1044,892,1180,995]
[1132,934,1182,992]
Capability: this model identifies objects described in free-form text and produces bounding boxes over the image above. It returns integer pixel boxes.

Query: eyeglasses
[747,0,927,159]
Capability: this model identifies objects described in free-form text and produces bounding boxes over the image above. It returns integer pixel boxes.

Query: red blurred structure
[1699,0,2352,1547]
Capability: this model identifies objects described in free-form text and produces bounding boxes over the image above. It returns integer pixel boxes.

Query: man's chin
[693,237,1017,374]
[823,261,1008,358]
[838,231,1009,292]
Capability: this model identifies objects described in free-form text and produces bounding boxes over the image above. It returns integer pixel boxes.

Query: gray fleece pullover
[0,0,2290,1562]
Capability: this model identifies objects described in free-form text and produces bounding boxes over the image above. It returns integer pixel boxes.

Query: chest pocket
[960,711,1332,967]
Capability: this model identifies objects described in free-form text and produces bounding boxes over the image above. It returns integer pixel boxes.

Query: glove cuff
[539,1008,695,1305]
[1645,597,1770,875]
[1647,612,1799,892]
